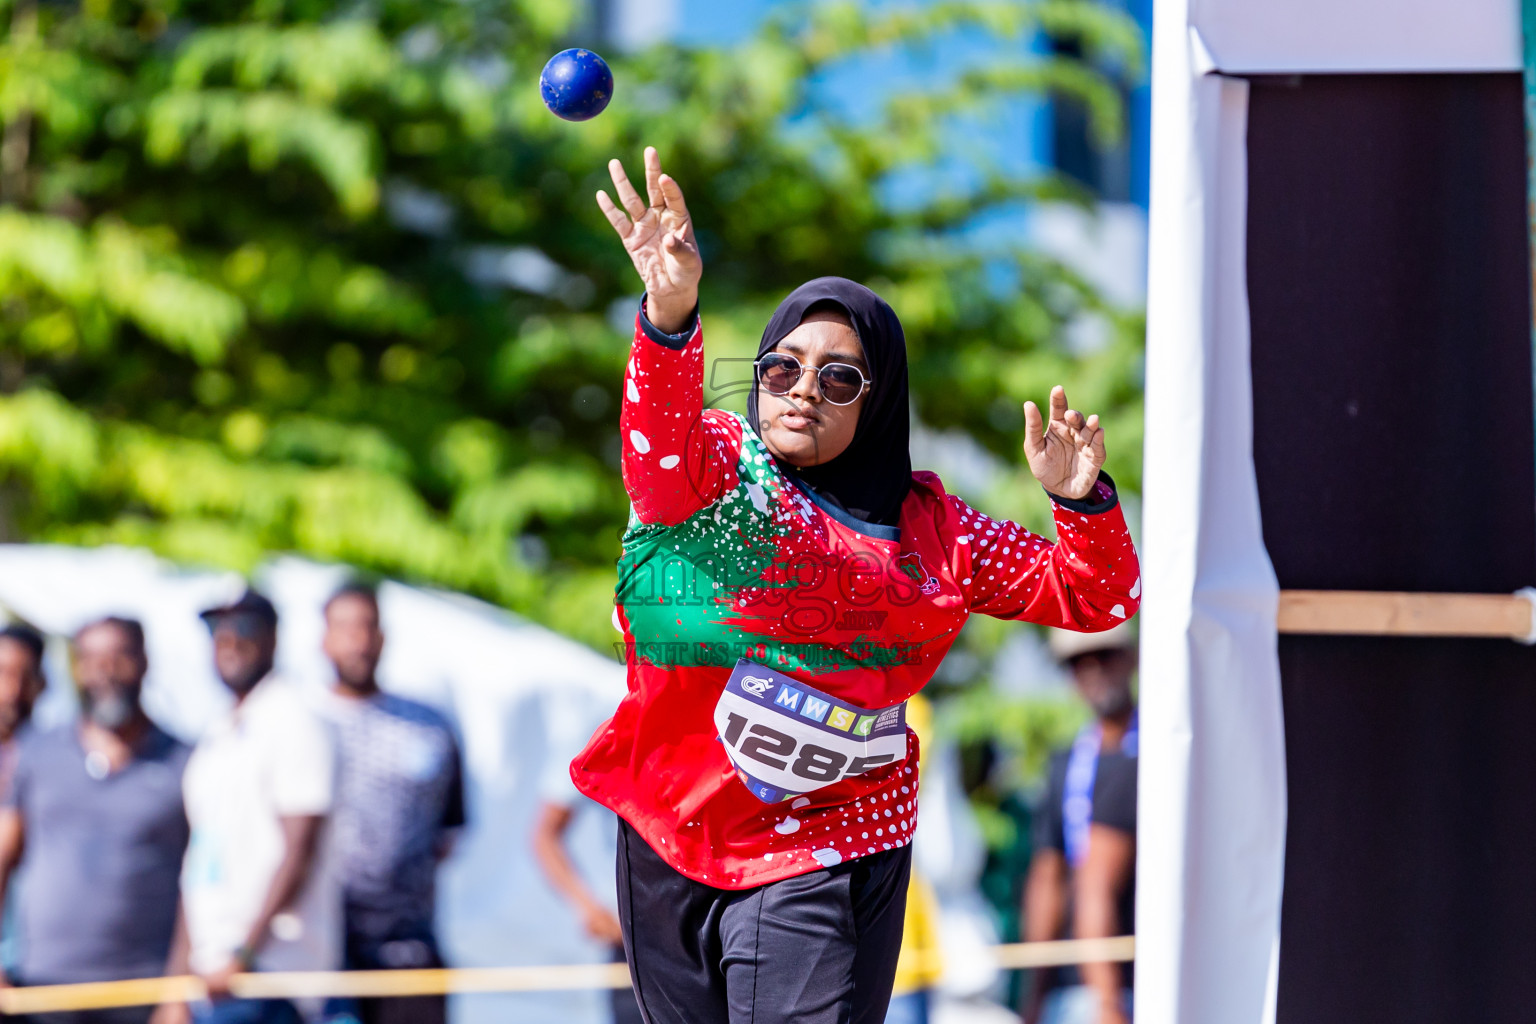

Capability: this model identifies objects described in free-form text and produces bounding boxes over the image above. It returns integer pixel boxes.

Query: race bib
[714,659,908,803]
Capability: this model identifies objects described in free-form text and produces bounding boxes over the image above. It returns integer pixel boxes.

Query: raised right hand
[597,146,701,334]
[1022,385,1106,500]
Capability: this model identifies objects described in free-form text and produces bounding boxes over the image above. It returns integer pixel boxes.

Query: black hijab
[746,277,912,527]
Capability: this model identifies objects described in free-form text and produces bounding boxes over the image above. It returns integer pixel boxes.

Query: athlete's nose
[787,363,822,404]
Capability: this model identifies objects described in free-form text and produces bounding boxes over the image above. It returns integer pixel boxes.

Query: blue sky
[676,0,1057,210]
[674,0,777,42]
[673,0,1149,211]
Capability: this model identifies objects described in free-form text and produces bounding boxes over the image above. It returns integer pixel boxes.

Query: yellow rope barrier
[0,937,1135,1015]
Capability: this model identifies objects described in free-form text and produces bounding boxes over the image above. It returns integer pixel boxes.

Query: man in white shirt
[155,590,340,1024]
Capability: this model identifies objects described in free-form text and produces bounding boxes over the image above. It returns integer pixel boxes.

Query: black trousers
[615,820,910,1024]
[21,1008,152,1024]
[354,990,446,1024]
[344,925,448,1024]
[609,944,647,1024]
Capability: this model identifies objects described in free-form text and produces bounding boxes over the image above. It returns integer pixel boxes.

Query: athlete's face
[756,311,868,468]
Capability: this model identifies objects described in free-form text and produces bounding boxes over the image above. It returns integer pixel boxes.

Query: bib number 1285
[720,712,896,784]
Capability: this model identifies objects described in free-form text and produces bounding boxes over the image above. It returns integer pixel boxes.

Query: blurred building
[590,0,679,50]
[599,0,1153,310]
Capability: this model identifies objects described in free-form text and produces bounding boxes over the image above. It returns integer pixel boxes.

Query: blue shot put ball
[540,48,614,122]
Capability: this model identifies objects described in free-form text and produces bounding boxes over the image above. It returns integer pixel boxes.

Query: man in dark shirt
[0,617,191,1024]
[1024,622,1138,1024]
[318,582,465,1024]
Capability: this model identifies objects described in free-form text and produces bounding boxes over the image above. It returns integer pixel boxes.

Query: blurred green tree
[0,0,1142,651]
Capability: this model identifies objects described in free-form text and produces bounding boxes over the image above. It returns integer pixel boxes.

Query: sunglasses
[754,352,871,407]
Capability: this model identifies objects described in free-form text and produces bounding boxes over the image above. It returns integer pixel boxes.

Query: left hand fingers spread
[609,158,647,220]
[659,173,691,221]
[644,146,664,210]
[595,190,633,237]
[664,228,696,261]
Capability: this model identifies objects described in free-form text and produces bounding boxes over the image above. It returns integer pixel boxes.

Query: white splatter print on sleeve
[621,304,744,526]
[943,480,1141,630]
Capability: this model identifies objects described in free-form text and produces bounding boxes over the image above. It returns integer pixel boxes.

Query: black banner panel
[1246,73,1536,1023]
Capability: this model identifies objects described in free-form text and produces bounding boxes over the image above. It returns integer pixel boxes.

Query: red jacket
[572,311,1141,888]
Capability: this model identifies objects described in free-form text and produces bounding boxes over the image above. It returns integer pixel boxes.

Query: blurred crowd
[0,583,464,1024]
[0,595,1138,1024]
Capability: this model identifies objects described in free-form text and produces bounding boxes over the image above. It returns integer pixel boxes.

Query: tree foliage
[0,0,1142,652]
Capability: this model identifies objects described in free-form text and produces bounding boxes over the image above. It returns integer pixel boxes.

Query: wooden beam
[1277,590,1536,640]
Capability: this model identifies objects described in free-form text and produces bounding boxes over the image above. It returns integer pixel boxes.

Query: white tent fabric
[1140,8,1287,1024]
[1187,0,1518,73]
[0,545,627,1024]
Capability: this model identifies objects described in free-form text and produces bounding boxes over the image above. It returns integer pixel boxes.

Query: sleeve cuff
[638,294,699,350]
[1047,470,1120,515]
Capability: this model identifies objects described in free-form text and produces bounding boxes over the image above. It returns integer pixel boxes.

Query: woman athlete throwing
[571,147,1141,1024]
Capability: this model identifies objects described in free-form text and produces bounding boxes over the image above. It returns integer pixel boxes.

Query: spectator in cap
[157,590,340,1024]
[316,581,464,1024]
[0,617,190,1024]
[1023,622,1138,1024]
